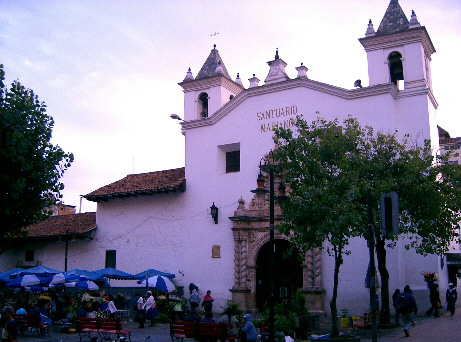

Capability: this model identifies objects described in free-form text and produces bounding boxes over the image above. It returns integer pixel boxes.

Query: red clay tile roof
[84,167,186,202]
[24,212,96,238]
[440,137,461,145]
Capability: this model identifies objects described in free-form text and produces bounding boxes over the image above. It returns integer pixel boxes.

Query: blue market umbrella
[0,268,25,283]
[6,275,52,288]
[49,273,80,287]
[134,269,175,279]
[11,266,61,277]
[65,276,99,290]
[64,269,100,281]
[92,267,134,280]
[139,275,176,293]
[23,286,49,292]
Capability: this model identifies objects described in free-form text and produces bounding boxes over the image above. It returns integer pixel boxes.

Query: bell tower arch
[179,45,244,121]
[359,1,435,91]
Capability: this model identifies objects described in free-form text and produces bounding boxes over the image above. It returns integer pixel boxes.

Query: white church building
[3,0,459,316]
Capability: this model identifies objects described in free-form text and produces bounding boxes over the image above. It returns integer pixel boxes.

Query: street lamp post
[253,156,286,342]
[268,167,275,342]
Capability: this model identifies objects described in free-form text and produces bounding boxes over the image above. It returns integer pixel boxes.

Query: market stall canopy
[93,267,135,280]
[64,269,101,281]
[0,268,25,283]
[11,266,61,277]
[133,269,175,279]
[6,275,52,288]
[446,253,461,266]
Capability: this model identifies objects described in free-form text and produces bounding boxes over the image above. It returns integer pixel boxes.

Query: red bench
[170,321,229,342]
[14,313,50,337]
[76,317,132,342]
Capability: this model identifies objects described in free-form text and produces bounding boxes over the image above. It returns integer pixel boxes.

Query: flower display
[422,272,439,282]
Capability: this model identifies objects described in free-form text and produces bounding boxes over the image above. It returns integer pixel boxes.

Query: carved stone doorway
[255,239,303,311]
[230,187,325,314]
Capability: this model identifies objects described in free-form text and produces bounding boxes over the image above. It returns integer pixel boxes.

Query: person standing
[135,293,145,328]
[397,285,417,337]
[242,314,257,342]
[189,289,200,310]
[202,290,214,313]
[107,294,117,318]
[446,282,457,316]
[392,289,401,326]
[425,283,441,317]
[145,291,157,326]
[1,306,18,342]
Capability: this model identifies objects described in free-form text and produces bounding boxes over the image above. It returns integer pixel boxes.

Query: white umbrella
[139,275,176,293]
[49,273,80,286]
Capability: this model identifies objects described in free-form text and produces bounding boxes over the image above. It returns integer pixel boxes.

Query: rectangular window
[226,150,240,173]
[25,250,34,262]
[105,250,116,268]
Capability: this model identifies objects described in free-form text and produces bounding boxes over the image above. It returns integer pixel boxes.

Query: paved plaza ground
[10,306,461,342]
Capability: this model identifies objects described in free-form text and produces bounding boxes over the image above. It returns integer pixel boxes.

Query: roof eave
[85,181,186,203]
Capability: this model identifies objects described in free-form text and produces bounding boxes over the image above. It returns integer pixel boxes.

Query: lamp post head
[170,114,184,121]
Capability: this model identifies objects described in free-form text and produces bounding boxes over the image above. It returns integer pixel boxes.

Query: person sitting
[184,308,201,322]
[15,302,27,315]
[200,311,215,323]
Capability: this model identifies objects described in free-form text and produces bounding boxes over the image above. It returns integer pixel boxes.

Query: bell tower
[179,45,244,121]
[359,0,435,91]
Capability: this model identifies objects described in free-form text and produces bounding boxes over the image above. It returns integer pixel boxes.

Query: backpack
[395,294,408,313]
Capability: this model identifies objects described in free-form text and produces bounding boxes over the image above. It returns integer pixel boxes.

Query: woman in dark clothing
[425,283,441,317]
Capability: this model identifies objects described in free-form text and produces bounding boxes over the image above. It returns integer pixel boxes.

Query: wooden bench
[14,313,50,337]
[170,321,229,342]
[76,316,132,342]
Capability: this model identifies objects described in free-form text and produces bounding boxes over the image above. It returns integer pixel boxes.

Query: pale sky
[2,0,460,212]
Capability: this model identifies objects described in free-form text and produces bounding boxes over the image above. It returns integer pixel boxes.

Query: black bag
[395,294,408,313]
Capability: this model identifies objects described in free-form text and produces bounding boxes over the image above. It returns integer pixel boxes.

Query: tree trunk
[330,247,341,337]
[376,237,390,324]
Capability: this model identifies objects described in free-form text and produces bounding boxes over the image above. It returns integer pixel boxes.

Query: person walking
[392,289,401,326]
[396,285,417,337]
[425,283,441,317]
[1,306,18,342]
[446,282,457,316]
[202,290,214,313]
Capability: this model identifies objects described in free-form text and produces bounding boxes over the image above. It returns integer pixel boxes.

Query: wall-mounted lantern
[210,202,218,224]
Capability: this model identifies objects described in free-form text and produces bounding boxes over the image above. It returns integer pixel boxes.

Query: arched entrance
[255,239,303,311]
[230,192,325,314]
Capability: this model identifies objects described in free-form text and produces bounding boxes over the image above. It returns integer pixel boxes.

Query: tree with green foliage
[0,65,74,249]
[271,116,461,336]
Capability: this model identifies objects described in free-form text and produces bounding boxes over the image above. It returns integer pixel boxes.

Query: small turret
[295,63,308,79]
[365,19,375,37]
[264,48,290,85]
[248,74,260,88]
[183,68,194,82]
[235,73,244,87]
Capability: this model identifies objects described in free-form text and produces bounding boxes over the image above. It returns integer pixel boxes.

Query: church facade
[2,0,457,316]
